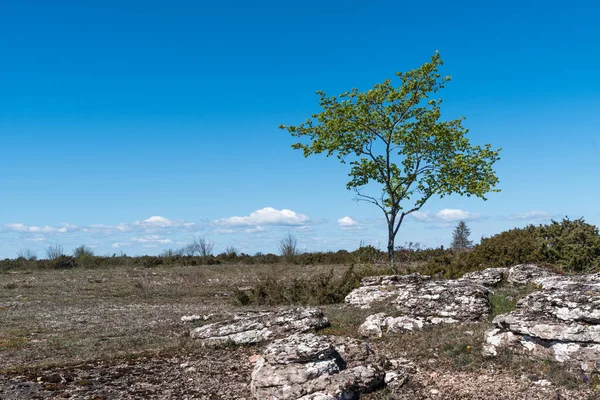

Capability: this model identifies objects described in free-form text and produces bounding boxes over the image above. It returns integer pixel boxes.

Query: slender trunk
[387,223,396,273]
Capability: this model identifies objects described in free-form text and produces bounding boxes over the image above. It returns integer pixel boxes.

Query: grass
[0,262,361,370]
[489,284,538,318]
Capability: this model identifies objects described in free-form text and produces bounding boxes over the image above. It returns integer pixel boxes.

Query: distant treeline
[2,218,599,277]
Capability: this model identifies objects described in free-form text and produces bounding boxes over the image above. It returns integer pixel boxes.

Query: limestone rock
[393,280,490,323]
[190,308,329,345]
[506,264,558,286]
[484,277,600,371]
[460,268,508,287]
[345,274,430,309]
[359,273,430,287]
[358,313,424,338]
[251,333,396,400]
[382,358,414,390]
[345,274,490,325]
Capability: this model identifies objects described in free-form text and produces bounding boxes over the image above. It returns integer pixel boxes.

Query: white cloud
[411,211,432,222]
[507,211,554,221]
[436,209,479,222]
[217,207,309,227]
[5,222,77,234]
[25,237,46,242]
[245,226,265,233]
[83,223,132,233]
[410,208,481,225]
[132,216,196,230]
[111,242,127,248]
[131,235,173,244]
[337,216,358,227]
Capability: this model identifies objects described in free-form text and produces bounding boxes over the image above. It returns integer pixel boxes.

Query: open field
[1,263,599,399]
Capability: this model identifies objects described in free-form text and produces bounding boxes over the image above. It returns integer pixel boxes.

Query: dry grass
[0,263,355,370]
[1,262,598,398]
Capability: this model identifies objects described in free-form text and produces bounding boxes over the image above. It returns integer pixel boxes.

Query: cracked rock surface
[250,333,412,400]
[347,274,491,337]
[190,307,329,345]
[484,274,600,371]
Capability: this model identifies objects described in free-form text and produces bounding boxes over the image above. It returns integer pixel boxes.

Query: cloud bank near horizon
[0,207,568,258]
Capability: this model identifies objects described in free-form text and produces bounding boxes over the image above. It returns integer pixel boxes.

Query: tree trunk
[387,223,395,272]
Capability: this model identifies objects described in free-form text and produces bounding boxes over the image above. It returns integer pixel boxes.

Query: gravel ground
[1,265,599,399]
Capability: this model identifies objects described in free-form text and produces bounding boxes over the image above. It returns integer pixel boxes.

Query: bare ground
[1,264,599,399]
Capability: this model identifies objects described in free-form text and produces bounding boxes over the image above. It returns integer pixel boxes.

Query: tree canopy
[280,52,501,268]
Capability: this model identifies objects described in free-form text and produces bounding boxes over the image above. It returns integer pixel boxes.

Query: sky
[1,0,599,259]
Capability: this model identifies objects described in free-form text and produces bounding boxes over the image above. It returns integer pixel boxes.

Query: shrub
[50,255,77,269]
[352,243,383,264]
[233,265,378,306]
[423,217,600,278]
[467,225,542,269]
[72,245,94,258]
[45,244,65,260]
[537,217,600,272]
[279,233,298,263]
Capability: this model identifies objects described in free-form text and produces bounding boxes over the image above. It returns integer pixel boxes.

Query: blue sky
[1,0,599,258]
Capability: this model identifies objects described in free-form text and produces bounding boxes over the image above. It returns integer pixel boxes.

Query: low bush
[423,217,600,278]
[233,264,384,306]
[50,255,78,269]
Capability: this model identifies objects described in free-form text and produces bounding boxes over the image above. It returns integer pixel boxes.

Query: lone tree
[280,53,500,269]
[451,221,473,251]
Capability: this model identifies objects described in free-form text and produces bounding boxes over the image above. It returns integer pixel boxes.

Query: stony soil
[1,264,599,399]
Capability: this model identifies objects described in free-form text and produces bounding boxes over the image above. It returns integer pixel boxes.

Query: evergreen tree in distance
[451,221,473,250]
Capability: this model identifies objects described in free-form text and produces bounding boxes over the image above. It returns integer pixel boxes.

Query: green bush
[537,218,600,272]
[50,255,78,269]
[424,217,600,278]
[351,244,384,264]
[233,265,378,306]
[468,225,542,269]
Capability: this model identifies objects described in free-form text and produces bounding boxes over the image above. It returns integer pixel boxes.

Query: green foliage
[233,265,376,306]
[469,225,541,269]
[280,52,500,263]
[489,286,532,318]
[351,243,384,264]
[537,218,600,272]
[425,217,600,278]
[73,245,94,258]
[50,255,78,269]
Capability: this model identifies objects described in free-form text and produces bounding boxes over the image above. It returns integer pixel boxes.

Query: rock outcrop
[506,264,559,286]
[347,274,491,337]
[358,313,424,338]
[190,308,329,345]
[484,276,600,371]
[460,268,508,287]
[345,274,430,309]
[250,333,412,399]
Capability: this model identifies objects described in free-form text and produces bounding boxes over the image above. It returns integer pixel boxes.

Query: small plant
[45,244,65,260]
[72,245,94,258]
[225,246,238,257]
[489,285,538,318]
[50,255,77,269]
[17,249,38,261]
[352,242,383,265]
[233,265,376,306]
[279,233,298,263]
